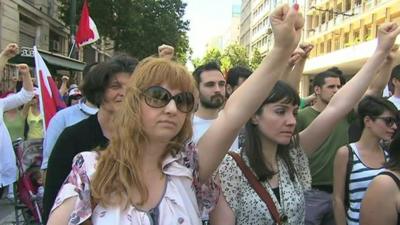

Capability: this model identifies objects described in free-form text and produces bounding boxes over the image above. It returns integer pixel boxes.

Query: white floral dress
[218,147,311,225]
[51,142,219,225]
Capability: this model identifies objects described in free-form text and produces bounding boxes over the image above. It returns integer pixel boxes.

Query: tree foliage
[58,0,190,62]
[221,44,249,72]
[192,43,251,73]
[250,48,263,70]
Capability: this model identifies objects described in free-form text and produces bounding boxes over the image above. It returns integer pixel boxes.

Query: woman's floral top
[218,146,311,225]
[51,142,220,225]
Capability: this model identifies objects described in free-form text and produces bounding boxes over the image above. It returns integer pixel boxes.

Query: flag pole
[33,46,47,134]
[68,41,76,58]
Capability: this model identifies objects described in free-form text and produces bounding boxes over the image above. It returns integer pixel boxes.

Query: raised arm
[18,64,34,92]
[197,4,304,182]
[300,22,400,154]
[59,76,69,97]
[282,43,313,91]
[0,43,18,78]
[364,45,398,97]
[2,64,34,111]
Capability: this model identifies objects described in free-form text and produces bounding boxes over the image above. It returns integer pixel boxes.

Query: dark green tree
[58,0,190,62]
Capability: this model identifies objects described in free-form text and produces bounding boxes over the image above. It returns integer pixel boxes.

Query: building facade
[0,0,111,92]
[240,0,400,95]
[301,0,400,95]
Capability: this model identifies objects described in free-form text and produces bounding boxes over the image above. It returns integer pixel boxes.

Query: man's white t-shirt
[192,115,239,151]
[388,95,400,110]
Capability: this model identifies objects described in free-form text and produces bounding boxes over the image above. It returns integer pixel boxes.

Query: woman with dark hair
[210,22,400,224]
[42,56,138,223]
[360,129,400,225]
[333,96,398,225]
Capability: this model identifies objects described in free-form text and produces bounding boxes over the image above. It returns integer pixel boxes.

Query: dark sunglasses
[375,116,398,127]
[70,95,82,100]
[142,86,194,113]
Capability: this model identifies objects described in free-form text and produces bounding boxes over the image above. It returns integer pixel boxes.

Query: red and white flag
[33,46,66,130]
[75,0,99,47]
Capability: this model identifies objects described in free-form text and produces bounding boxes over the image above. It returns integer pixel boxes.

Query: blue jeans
[305,189,336,225]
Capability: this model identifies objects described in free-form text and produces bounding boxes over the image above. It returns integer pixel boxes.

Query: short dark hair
[357,95,398,130]
[312,70,341,88]
[192,61,223,86]
[226,66,252,87]
[327,67,346,85]
[81,54,138,106]
[391,64,400,81]
[244,81,300,182]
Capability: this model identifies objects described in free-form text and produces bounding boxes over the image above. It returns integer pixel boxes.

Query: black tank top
[379,171,400,225]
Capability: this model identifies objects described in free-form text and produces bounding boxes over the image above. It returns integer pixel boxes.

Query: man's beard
[200,93,225,109]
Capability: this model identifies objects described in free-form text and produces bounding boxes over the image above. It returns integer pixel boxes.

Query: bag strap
[228,152,281,224]
[344,144,354,210]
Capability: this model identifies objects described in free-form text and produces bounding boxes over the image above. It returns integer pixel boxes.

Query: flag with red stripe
[33,46,66,130]
[76,0,99,47]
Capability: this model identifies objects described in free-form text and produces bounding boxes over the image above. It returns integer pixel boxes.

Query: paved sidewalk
[0,196,17,225]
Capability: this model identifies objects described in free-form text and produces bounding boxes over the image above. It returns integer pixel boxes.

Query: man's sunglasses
[70,95,82,100]
[142,86,194,113]
[375,116,398,127]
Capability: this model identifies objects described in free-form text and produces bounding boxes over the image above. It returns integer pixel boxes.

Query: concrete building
[240,0,400,95]
[240,0,252,55]
[301,0,400,95]
[0,0,111,92]
[241,0,303,58]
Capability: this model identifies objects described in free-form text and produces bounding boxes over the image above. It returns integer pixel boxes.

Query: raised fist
[377,22,400,53]
[270,4,304,52]
[62,75,69,82]
[17,64,30,76]
[1,43,19,59]
[158,44,175,60]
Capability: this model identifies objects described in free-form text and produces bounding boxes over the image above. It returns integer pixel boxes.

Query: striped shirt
[346,142,387,225]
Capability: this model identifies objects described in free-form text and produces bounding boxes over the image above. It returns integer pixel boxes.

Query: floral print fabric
[218,147,311,225]
[51,142,220,225]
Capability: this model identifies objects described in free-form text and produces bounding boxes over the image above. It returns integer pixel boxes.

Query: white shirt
[388,95,400,110]
[0,88,34,187]
[41,99,98,169]
[192,115,239,151]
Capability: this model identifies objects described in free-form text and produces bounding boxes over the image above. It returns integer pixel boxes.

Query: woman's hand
[270,4,304,52]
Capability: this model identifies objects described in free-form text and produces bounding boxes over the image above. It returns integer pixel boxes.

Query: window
[327,39,332,53]
[345,0,351,11]
[320,42,325,54]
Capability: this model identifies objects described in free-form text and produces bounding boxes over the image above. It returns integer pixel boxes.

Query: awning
[8,47,86,72]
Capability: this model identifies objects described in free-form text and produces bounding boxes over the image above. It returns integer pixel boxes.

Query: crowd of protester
[2,3,400,225]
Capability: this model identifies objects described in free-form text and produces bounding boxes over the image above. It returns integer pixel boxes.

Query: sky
[183,0,241,59]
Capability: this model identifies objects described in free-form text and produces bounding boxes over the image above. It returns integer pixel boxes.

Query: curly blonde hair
[91,58,196,208]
